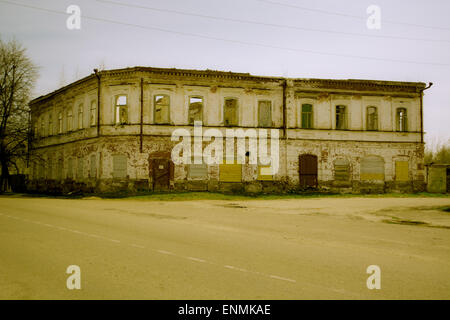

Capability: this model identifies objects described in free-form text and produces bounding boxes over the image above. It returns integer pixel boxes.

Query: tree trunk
[0,157,9,193]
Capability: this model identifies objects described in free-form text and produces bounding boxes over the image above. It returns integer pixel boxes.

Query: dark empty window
[336,105,347,130]
[154,95,170,124]
[366,106,378,131]
[188,96,203,125]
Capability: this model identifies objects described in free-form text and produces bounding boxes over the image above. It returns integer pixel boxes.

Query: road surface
[0,195,449,299]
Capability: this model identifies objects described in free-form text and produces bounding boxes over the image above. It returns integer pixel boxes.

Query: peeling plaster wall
[28,67,426,194]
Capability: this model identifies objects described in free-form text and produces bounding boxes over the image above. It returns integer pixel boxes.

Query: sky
[0,0,449,148]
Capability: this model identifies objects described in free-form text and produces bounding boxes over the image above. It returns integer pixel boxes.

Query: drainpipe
[94,69,101,138]
[282,79,287,138]
[282,79,288,186]
[140,77,144,153]
[419,82,433,144]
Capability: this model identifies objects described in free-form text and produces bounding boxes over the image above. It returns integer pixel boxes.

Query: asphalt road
[0,195,449,299]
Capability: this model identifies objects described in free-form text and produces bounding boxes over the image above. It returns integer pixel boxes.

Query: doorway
[299,154,318,189]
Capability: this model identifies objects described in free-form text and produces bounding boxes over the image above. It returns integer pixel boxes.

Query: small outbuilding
[426,164,450,193]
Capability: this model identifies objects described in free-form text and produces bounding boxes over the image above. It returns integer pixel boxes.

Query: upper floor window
[40,117,45,136]
[115,95,128,125]
[336,105,347,130]
[258,100,272,127]
[154,95,170,124]
[67,109,73,131]
[58,112,63,134]
[48,114,53,136]
[188,96,203,125]
[78,104,84,129]
[224,98,238,126]
[33,123,38,138]
[90,101,97,126]
[396,108,407,132]
[301,104,313,129]
[366,106,378,131]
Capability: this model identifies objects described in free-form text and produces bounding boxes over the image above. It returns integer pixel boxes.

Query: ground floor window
[360,156,385,181]
[113,155,127,178]
[395,161,409,181]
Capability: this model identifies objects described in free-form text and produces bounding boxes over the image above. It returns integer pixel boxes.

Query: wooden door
[299,154,318,189]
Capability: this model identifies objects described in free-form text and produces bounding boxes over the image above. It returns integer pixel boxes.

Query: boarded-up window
[67,158,74,179]
[154,95,170,124]
[258,165,273,181]
[336,105,347,129]
[219,161,242,182]
[115,95,128,124]
[113,155,127,178]
[90,154,97,178]
[188,163,208,179]
[334,159,350,181]
[258,101,272,127]
[366,106,378,131]
[396,108,407,132]
[224,98,238,126]
[360,156,385,181]
[90,101,97,126]
[188,96,203,124]
[78,104,84,129]
[301,104,313,129]
[76,157,84,180]
[395,161,409,181]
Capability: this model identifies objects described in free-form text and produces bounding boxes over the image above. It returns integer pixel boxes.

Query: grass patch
[1,191,449,201]
[117,191,449,201]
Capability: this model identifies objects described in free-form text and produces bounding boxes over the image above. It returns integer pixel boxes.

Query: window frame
[90,100,97,127]
[153,94,171,124]
[396,107,408,132]
[223,97,239,127]
[48,113,53,136]
[335,105,347,130]
[77,103,84,130]
[114,95,128,125]
[188,95,204,125]
[366,106,378,131]
[301,103,314,129]
[67,108,73,132]
[258,100,272,128]
[58,112,63,134]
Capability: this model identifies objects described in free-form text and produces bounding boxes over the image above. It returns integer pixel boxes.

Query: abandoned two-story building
[28,66,428,194]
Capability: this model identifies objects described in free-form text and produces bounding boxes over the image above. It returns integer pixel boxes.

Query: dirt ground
[0,195,449,299]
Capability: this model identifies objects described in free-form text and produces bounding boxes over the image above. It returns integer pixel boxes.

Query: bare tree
[0,38,38,192]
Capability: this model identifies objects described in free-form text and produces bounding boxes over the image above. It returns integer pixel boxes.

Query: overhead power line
[0,0,449,67]
[95,0,450,44]
[256,0,450,31]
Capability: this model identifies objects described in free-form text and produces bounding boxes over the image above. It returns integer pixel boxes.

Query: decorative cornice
[29,66,427,107]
